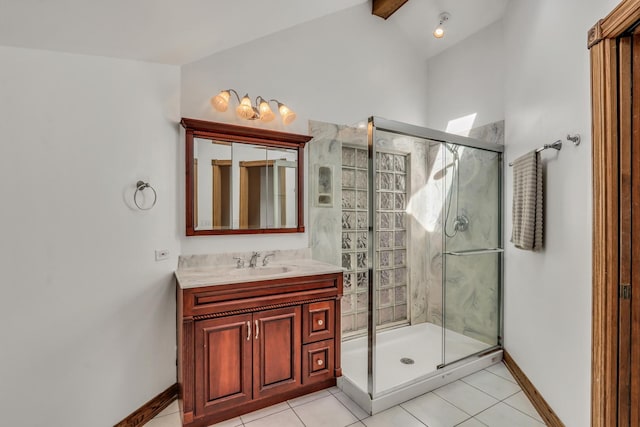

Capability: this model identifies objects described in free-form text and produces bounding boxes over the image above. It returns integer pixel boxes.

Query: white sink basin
[228,265,293,276]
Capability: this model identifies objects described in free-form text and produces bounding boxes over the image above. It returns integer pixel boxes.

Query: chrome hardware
[621,283,632,300]
[452,215,469,232]
[262,252,276,266]
[317,319,324,326]
[233,257,245,268]
[567,134,581,146]
[509,140,562,166]
[444,248,504,256]
[317,359,324,366]
[133,180,157,210]
[247,321,251,341]
[508,135,580,166]
[255,320,259,340]
[249,252,261,268]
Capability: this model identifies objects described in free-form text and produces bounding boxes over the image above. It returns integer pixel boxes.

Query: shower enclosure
[309,117,503,413]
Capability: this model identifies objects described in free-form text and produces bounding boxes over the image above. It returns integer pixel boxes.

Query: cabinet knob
[317,359,324,366]
[317,319,324,326]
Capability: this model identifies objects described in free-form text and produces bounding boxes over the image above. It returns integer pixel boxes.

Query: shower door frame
[366,116,505,399]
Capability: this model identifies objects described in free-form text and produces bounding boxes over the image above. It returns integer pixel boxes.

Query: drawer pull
[317,319,324,326]
[247,321,251,341]
[317,359,324,366]
[255,320,259,340]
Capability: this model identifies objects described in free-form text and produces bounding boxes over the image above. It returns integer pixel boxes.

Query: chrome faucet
[262,252,276,266]
[249,252,261,268]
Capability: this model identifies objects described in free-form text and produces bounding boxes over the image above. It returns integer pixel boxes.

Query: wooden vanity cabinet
[177,272,342,427]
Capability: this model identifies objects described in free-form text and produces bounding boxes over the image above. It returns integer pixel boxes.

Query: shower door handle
[444,248,504,256]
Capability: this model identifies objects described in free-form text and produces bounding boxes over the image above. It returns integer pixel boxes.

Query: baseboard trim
[114,383,178,427]
[503,351,564,427]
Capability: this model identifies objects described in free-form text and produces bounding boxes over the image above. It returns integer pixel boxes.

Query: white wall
[0,47,181,426]
[503,1,618,425]
[180,3,430,255]
[425,20,504,133]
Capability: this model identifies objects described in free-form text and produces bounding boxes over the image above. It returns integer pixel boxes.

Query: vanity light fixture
[433,12,450,39]
[211,89,297,125]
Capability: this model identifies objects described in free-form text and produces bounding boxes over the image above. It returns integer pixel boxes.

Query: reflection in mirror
[234,144,298,229]
[183,118,310,236]
[192,140,298,231]
[194,138,232,230]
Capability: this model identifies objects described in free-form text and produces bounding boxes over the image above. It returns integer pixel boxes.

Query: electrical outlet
[155,249,170,261]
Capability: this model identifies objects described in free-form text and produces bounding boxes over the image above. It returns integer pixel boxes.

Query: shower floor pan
[339,322,502,414]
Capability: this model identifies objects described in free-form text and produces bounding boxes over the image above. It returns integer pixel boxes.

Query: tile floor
[147,362,546,427]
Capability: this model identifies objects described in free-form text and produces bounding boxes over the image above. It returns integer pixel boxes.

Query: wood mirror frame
[181,118,311,236]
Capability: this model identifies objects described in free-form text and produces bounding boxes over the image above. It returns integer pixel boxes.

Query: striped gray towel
[511,151,543,251]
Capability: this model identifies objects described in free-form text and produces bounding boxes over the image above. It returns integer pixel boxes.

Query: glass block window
[341,146,369,335]
[375,151,409,326]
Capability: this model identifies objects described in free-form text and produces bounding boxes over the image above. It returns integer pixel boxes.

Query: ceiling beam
[372,0,409,20]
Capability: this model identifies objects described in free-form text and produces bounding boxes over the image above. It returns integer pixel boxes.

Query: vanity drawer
[183,274,340,317]
[302,340,334,385]
[302,300,334,344]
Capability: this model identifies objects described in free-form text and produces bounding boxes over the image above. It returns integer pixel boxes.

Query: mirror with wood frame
[182,118,311,235]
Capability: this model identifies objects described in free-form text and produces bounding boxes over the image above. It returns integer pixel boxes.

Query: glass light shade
[258,100,276,122]
[236,94,255,119]
[433,26,444,38]
[211,90,230,112]
[278,103,296,125]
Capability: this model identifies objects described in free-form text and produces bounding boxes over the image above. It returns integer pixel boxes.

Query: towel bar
[444,248,504,256]
[508,140,561,167]
[508,134,580,167]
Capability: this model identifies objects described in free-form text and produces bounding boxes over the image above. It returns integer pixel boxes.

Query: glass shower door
[442,144,502,366]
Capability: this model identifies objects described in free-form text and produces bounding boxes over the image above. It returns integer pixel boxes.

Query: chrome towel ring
[134,180,157,210]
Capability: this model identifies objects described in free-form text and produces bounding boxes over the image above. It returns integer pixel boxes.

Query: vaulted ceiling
[0,0,509,65]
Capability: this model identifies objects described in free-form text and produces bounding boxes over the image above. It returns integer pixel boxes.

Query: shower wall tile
[342,212,356,230]
[425,119,504,344]
[444,254,499,344]
[374,131,431,325]
[309,120,367,267]
[467,120,505,145]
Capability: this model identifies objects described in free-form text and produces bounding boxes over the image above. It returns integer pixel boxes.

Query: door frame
[589,1,640,425]
[238,160,274,229]
[212,159,231,228]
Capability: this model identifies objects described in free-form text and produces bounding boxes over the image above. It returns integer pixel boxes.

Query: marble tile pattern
[178,248,312,269]
[175,249,343,288]
[439,123,502,345]
[376,121,503,345]
[308,120,366,268]
[467,120,505,145]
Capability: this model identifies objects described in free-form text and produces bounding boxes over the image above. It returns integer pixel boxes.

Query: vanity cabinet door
[253,306,301,400]
[195,314,253,416]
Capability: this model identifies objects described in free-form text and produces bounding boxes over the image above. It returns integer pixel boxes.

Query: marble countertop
[175,257,343,289]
